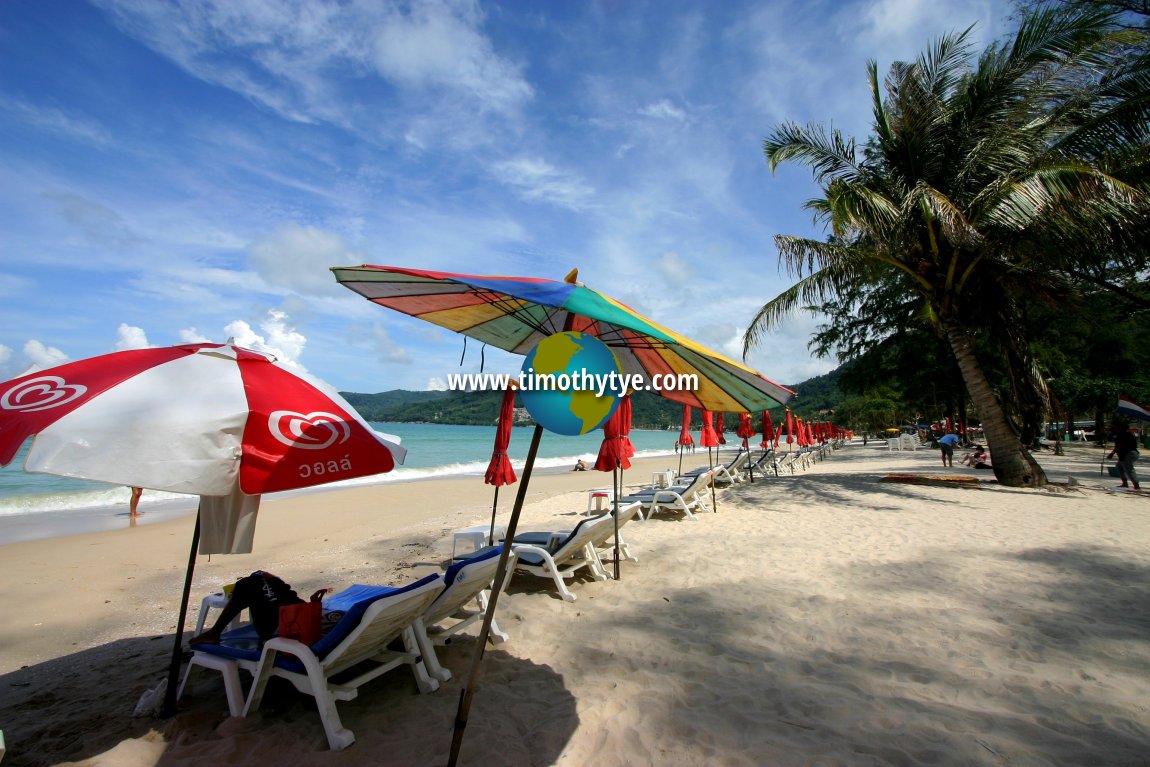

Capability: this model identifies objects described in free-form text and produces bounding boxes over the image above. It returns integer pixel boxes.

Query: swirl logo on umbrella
[268,410,351,450]
[0,376,88,413]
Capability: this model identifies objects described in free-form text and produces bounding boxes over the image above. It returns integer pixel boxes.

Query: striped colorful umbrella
[332,265,794,764]
[331,265,794,413]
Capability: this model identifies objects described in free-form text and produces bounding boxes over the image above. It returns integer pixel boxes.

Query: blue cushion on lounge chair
[442,545,502,585]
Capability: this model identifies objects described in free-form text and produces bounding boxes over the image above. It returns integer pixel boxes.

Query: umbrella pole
[162,503,202,717]
[449,424,543,767]
[612,462,620,581]
[709,447,717,512]
[489,486,500,544]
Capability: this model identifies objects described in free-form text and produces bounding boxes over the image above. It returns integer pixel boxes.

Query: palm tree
[745,7,1148,487]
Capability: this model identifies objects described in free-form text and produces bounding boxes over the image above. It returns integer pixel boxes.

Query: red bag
[278,600,322,646]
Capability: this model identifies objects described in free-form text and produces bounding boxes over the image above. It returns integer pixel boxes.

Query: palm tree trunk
[942,320,1047,487]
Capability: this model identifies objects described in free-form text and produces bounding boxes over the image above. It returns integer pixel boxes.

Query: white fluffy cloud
[23,340,69,369]
[426,376,447,391]
[224,310,308,369]
[248,224,359,297]
[114,323,152,350]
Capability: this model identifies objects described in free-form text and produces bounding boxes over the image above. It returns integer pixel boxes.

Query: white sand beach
[1,441,1148,766]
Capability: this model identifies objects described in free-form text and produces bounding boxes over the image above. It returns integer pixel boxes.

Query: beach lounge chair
[746,448,778,478]
[620,470,713,521]
[415,545,516,683]
[179,573,444,751]
[506,512,614,602]
[589,500,643,569]
[677,450,750,487]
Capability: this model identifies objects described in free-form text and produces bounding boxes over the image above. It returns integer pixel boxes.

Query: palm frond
[763,122,861,183]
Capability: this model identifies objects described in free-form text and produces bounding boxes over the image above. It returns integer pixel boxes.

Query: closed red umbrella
[700,411,719,448]
[700,411,719,509]
[785,408,795,446]
[485,386,518,541]
[737,412,755,482]
[716,412,727,445]
[760,410,775,447]
[677,404,694,475]
[594,394,632,579]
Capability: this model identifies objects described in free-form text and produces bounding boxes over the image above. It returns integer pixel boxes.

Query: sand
[1,442,1148,766]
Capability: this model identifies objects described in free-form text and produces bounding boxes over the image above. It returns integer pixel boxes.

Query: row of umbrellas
[1,265,803,763]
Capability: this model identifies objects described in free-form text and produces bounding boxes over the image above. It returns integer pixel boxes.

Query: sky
[0,0,1011,394]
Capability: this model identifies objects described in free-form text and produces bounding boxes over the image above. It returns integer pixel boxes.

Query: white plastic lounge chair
[620,470,713,521]
[677,450,750,486]
[415,545,515,683]
[589,501,643,569]
[507,513,614,602]
[180,573,444,751]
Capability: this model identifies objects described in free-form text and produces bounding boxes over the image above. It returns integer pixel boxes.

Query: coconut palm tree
[745,7,1149,487]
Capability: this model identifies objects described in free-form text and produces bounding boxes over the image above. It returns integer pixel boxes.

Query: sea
[0,422,693,543]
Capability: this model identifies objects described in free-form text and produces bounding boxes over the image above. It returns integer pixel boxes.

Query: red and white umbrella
[0,341,406,713]
[0,342,404,494]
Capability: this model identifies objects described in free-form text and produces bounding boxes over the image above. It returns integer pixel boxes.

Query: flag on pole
[1117,395,1150,421]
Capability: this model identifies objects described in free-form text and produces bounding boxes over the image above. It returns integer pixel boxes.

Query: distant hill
[341,367,843,428]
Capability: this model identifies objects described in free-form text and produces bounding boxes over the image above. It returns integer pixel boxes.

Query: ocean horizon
[0,421,738,544]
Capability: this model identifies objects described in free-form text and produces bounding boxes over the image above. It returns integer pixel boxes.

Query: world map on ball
[519,331,621,436]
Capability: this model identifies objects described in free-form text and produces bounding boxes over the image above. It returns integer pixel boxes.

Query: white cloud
[490,157,595,210]
[223,310,308,369]
[23,340,69,369]
[114,323,152,351]
[248,224,359,297]
[178,327,212,344]
[426,376,447,391]
[638,99,688,122]
[372,325,411,364]
[0,96,114,147]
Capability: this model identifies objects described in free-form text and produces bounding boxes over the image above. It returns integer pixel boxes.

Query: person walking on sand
[1107,421,1141,491]
[129,486,143,519]
[938,432,961,468]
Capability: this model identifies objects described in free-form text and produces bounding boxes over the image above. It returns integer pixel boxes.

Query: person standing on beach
[1107,422,1141,491]
[938,432,960,468]
[129,486,143,519]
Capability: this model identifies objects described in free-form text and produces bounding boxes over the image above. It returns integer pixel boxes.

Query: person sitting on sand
[961,446,987,467]
[190,571,327,645]
[573,459,587,471]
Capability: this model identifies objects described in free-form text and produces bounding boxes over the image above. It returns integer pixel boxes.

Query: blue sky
[0,0,1009,393]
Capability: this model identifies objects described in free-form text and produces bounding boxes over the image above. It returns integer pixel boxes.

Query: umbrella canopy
[760,410,775,447]
[0,342,404,491]
[485,387,518,487]
[785,409,796,445]
[678,405,695,446]
[332,265,794,765]
[736,412,755,440]
[700,411,720,448]
[593,398,631,472]
[331,265,794,413]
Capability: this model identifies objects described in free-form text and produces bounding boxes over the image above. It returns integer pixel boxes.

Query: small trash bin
[1142,434,1150,449]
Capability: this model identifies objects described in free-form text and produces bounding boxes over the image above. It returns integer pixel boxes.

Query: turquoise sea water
[0,422,687,518]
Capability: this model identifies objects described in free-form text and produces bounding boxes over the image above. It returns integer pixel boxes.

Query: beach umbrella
[736,412,756,482]
[0,341,405,714]
[331,264,794,765]
[760,410,775,447]
[593,393,632,580]
[677,404,694,475]
[699,411,720,510]
[785,408,795,447]
[716,412,727,445]
[484,386,518,542]
[621,395,635,461]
